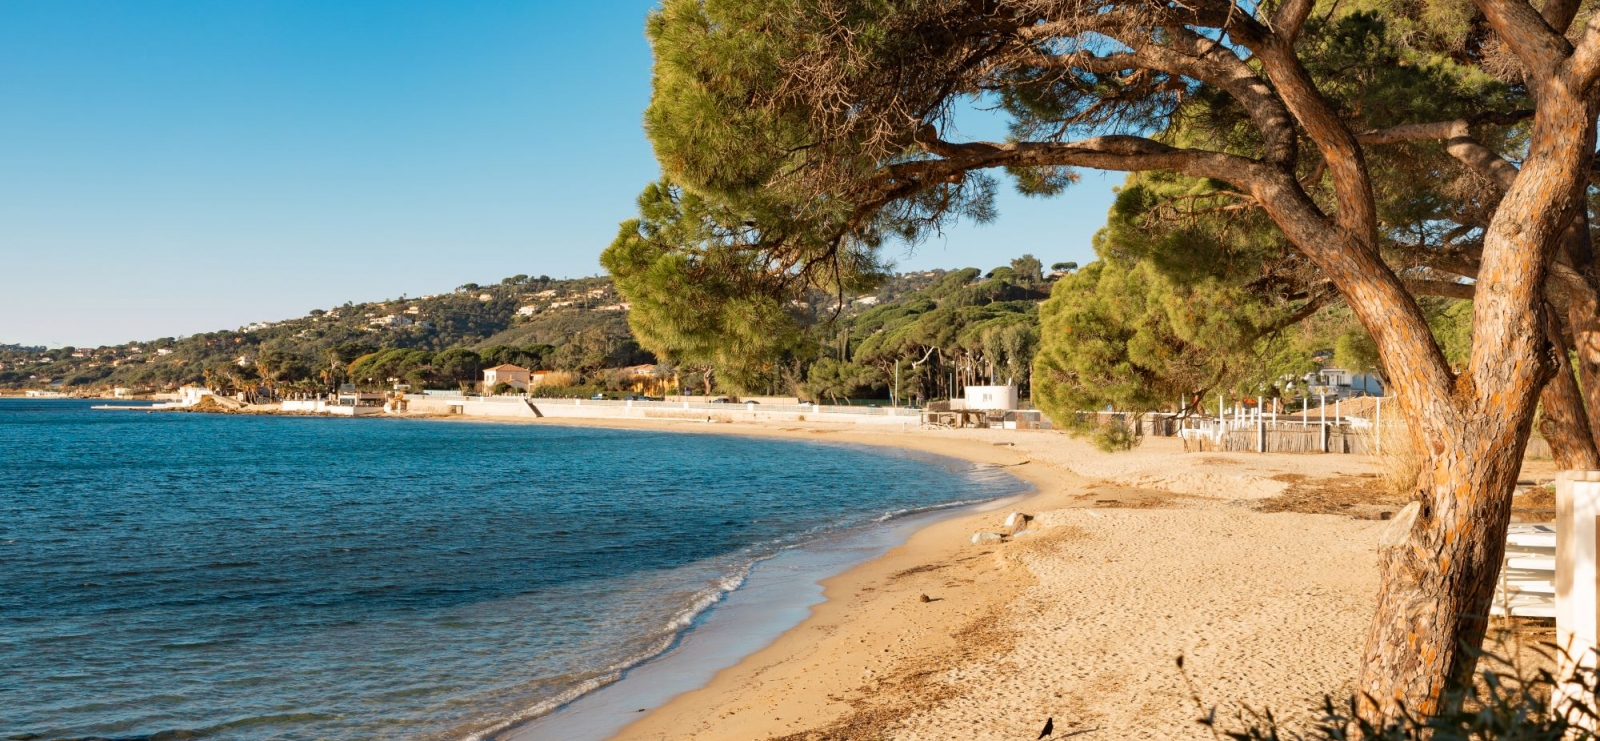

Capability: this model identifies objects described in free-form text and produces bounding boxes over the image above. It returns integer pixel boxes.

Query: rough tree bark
[1350,32,1600,708]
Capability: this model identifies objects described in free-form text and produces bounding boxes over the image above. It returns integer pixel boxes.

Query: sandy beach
[449,414,1478,741]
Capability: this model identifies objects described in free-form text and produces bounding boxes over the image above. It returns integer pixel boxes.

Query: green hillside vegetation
[0,275,651,396]
[2,265,1064,401]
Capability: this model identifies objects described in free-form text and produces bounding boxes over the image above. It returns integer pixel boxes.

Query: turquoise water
[0,400,1023,740]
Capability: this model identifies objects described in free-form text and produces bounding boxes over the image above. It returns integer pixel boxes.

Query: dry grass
[1072,483,1176,509]
[1257,473,1409,519]
[1513,484,1556,522]
[535,371,577,387]
[1364,422,1420,498]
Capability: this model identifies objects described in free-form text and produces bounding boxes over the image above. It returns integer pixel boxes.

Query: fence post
[1216,393,1225,444]
[1557,471,1600,720]
[1320,394,1328,453]
[1257,408,1265,453]
[1375,396,1383,456]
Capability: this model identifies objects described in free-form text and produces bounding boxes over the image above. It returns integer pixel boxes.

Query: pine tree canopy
[617,0,1533,413]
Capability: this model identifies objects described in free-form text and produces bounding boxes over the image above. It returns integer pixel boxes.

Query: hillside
[0,275,643,393]
[0,267,1019,396]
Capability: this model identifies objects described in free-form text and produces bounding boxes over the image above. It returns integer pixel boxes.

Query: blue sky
[0,1,1117,348]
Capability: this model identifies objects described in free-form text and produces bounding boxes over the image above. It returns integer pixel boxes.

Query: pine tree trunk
[1539,329,1600,469]
[1356,411,1535,718]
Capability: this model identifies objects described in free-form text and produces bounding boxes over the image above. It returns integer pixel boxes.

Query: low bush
[1201,645,1595,741]
[529,384,605,399]
[1092,417,1143,452]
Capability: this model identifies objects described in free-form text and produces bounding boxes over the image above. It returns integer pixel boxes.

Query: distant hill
[0,268,989,394]
[0,275,640,392]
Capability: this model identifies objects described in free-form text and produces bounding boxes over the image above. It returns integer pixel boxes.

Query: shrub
[529,383,605,399]
[1202,644,1596,741]
[1092,417,1143,452]
[536,371,578,388]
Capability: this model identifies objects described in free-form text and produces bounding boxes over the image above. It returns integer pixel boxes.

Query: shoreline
[78,403,1458,738]
[449,416,1397,740]
[466,417,1044,741]
[423,415,1085,741]
[498,492,1027,741]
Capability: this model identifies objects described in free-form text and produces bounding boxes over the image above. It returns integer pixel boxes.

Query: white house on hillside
[482,364,533,392]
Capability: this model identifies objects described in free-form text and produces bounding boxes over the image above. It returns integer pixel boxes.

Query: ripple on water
[0,400,1025,741]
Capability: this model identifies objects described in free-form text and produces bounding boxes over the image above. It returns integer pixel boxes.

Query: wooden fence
[1182,423,1374,454]
[1181,421,1551,458]
[1076,409,1555,458]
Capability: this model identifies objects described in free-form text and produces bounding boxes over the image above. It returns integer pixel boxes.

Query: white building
[1305,367,1384,398]
[483,364,533,392]
[178,385,214,407]
[964,385,1019,411]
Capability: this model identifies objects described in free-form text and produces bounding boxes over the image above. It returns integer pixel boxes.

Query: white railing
[534,397,920,417]
[1496,523,1555,619]
[403,393,919,416]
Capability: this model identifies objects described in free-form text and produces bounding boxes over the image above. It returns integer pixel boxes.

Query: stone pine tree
[622,0,1600,721]
[601,180,860,394]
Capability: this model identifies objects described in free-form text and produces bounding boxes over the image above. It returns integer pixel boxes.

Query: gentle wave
[460,565,757,741]
[3,401,1029,741]
[474,488,1021,740]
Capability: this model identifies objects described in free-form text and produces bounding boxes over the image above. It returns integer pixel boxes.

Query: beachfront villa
[1305,367,1384,399]
[177,384,213,407]
[335,384,386,412]
[482,364,532,392]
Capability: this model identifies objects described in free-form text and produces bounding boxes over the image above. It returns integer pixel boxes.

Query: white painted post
[1217,393,1224,444]
[1375,396,1383,456]
[1557,471,1600,719]
[1257,403,1265,453]
[1320,394,1328,453]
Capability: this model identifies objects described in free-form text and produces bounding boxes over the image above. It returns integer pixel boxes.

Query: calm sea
[0,400,1023,741]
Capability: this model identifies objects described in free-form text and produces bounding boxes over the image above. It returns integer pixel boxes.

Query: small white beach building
[963,385,1018,411]
[177,385,213,407]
